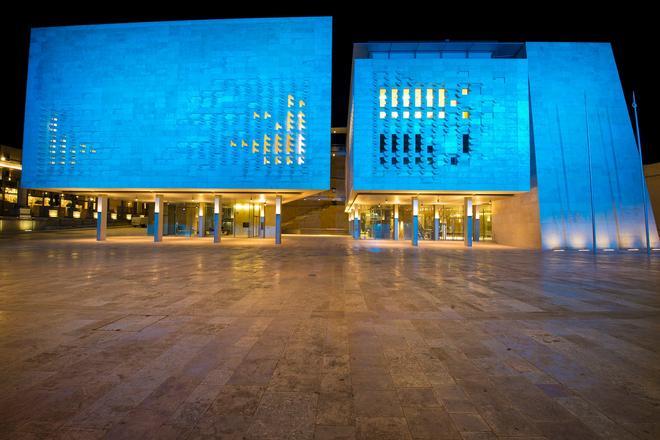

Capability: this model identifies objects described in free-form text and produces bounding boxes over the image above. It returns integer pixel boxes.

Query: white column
[412,198,419,246]
[260,203,266,238]
[275,195,282,244]
[154,194,164,242]
[433,205,440,241]
[96,195,108,241]
[197,203,205,237]
[464,197,473,247]
[393,204,399,241]
[213,196,221,243]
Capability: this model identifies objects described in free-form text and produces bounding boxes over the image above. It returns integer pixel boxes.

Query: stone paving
[1,231,659,439]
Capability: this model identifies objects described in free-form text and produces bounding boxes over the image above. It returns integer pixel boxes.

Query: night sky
[2,4,657,164]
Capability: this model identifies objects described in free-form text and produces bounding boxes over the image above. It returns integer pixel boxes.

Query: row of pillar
[351,197,478,247]
[96,194,283,244]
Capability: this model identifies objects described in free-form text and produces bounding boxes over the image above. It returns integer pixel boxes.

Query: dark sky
[2,3,657,163]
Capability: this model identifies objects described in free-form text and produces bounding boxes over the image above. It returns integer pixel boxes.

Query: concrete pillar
[275,195,282,244]
[260,204,265,238]
[96,195,108,241]
[154,194,164,242]
[433,205,439,241]
[348,211,354,237]
[464,197,473,247]
[412,198,419,247]
[213,196,221,243]
[473,204,480,242]
[353,207,360,240]
[197,203,205,237]
[393,204,399,240]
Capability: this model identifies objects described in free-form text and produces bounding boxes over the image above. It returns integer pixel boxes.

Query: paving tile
[402,406,462,439]
[1,234,658,439]
[248,391,318,439]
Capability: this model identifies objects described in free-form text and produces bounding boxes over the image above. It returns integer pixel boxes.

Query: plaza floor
[1,230,659,439]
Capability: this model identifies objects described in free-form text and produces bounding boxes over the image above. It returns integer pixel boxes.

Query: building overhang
[345,190,527,212]
[26,188,325,205]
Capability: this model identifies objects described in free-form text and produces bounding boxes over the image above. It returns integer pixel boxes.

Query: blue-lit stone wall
[350,58,530,192]
[22,17,331,190]
[528,42,659,249]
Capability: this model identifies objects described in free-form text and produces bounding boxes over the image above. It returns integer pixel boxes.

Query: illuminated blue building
[346,42,659,250]
[22,17,332,242]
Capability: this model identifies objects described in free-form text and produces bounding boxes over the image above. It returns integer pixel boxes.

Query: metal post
[433,205,439,241]
[632,92,651,256]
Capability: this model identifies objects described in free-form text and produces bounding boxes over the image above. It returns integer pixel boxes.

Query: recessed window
[414,89,422,107]
[438,89,446,107]
[379,89,387,107]
[379,111,386,119]
[414,111,422,119]
[391,89,399,107]
[451,156,458,165]
[462,111,469,119]
[462,88,469,95]
[391,111,399,119]
[403,111,410,119]
[462,134,470,153]
[450,99,457,107]
[426,89,434,107]
[438,111,445,119]
[426,111,434,119]
[402,89,410,107]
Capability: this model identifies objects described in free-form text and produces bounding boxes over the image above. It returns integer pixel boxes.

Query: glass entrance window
[477,204,493,240]
[222,206,234,236]
[360,205,394,239]
[418,205,435,241]
[438,205,464,240]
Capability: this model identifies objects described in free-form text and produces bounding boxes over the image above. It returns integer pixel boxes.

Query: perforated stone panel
[350,58,530,192]
[527,42,659,249]
[22,17,332,190]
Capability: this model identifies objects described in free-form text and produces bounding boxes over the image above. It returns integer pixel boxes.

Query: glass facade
[357,203,492,241]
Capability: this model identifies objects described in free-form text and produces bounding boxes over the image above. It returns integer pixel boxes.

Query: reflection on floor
[0,234,659,439]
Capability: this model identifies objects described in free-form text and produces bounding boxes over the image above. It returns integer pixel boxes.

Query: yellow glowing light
[402,89,410,107]
[426,89,434,107]
[73,211,81,219]
[414,111,422,119]
[391,89,399,107]
[462,88,469,95]
[379,111,386,119]
[414,89,422,107]
[438,89,446,107]
[426,111,434,119]
[462,111,470,119]
[126,214,132,220]
[450,99,457,107]
[438,111,446,119]
[48,209,58,218]
[379,89,387,107]
[111,213,117,220]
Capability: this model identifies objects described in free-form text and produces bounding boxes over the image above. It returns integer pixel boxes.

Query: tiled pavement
[1,232,659,439]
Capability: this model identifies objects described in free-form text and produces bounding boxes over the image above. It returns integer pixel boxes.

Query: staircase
[281,202,349,235]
